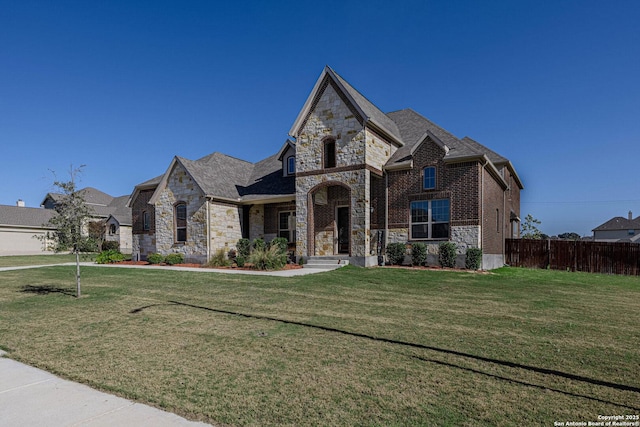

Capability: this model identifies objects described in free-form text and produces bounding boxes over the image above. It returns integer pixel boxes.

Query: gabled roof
[42,187,114,208]
[146,151,295,205]
[289,66,403,146]
[276,139,296,161]
[593,216,640,232]
[0,205,57,228]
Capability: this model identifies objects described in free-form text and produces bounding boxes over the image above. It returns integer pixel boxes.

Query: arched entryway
[307,182,351,257]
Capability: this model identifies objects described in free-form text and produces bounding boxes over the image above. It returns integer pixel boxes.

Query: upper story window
[423,166,436,190]
[287,156,295,175]
[410,199,450,240]
[143,211,150,231]
[175,202,187,243]
[324,139,336,169]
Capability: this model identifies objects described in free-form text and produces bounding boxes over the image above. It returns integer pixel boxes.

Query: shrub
[235,256,246,268]
[411,243,427,266]
[237,238,251,258]
[101,240,120,251]
[208,248,231,267]
[298,256,305,266]
[386,242,406,265]
[147,253,164,265]
[77,237,100,253]
[438,242,457,268]
[252,238,266,252]
[249,245,287,271]
[270,237,288,255]
[95,249,125,264]
[465,247,483,270]
[164,253,185,265]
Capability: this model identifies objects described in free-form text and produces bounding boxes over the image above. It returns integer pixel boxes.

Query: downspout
[206,197,211,262]
[384,171,389,253]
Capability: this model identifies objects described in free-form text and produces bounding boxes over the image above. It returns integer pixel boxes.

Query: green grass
[0,264,638,426]
[0,253,96,267]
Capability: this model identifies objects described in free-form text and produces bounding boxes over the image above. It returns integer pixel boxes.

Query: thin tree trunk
[75,250,81,298]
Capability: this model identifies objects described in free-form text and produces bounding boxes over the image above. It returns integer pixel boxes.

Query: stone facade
[209,201,243,256]
[154,163,208,263]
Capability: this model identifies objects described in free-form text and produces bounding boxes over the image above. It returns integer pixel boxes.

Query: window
[175,202,187,242]
[410,199,450,239]
[423,166,436,190]
[287,156,295,174]
[324,139,336,169]
[278,211,296,243]
[143,211,150,231]
[109,224,116,235]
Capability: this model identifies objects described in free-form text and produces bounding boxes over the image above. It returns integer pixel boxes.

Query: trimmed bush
[95,249,125,264]
[147,253,164,265]
[235,256,246,268]
[249,245,287,271]
[386,243,406,265]
[270,237,288,255]
[252,238,266,252]
[164,253,185,265]
[465,247,483,270]
[208,248,231,267]
[438,242,457,268]
[101,240,120,251]
[237,238,251,258]
[411,243,427,266]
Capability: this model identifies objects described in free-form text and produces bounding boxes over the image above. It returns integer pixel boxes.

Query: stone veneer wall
[248,204,264,241]
[154,163,208,263]
[209,201,243,256]
[132,234,155,261]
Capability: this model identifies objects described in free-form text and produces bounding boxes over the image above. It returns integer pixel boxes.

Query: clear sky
[2,0,639,237]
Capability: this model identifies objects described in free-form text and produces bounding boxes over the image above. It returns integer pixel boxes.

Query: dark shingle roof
[593,216,640,232]
[179,152,255,200]
[240,154,295,200]
[0,205,57,228]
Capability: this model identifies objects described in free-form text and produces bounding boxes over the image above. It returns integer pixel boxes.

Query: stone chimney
[629,211,633,221]
[16,199,25,207]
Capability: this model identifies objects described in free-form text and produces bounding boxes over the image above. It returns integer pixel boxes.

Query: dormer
[277,139,296,177]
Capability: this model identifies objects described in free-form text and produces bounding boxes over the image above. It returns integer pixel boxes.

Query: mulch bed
[113,260,303,271]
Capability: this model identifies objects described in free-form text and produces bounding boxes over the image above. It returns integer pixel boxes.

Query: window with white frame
[278,211,296,243]
[175,202,187,243]
[423,166,436,190]
[410,199,450,239]
[287,156,295,175]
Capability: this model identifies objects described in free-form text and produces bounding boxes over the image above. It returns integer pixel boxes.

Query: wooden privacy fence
[505,239,640,276]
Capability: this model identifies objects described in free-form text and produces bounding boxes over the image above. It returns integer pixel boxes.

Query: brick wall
[482,167,504,255]
[387,138,481,230]
[132,189,155,234]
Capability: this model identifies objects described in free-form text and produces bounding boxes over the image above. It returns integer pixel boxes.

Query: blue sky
[2,0,639,237]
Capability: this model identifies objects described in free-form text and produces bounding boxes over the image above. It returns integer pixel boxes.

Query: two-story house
[129,66,523,268]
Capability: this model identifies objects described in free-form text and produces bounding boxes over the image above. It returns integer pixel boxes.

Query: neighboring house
[592,211,640,243]
[130,66,523,268]
[42,188,133,253]
[0,201,56,255]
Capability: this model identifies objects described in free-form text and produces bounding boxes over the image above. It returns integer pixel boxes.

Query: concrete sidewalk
[0,262,332,276]
[0,351,212,427]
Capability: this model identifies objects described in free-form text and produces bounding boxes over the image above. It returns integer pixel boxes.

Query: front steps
[303,256,350,270]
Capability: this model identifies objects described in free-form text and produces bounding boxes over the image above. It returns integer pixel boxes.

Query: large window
[324,139,336,169]
[423,166,436,190]
[279,211,296,243]
[175,202,187,243]
[410,199,450,239]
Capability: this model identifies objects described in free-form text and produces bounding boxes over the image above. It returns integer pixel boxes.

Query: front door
[336,206,349,254]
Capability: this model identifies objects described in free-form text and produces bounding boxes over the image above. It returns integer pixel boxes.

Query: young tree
[521,214,543,239]
[42,165,93,298]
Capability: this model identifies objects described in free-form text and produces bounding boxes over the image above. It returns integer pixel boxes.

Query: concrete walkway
[0,351,211,427]
[0,262,333,276]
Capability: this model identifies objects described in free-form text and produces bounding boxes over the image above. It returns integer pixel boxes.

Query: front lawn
[0,253,96,267]
[0,265,638,426]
